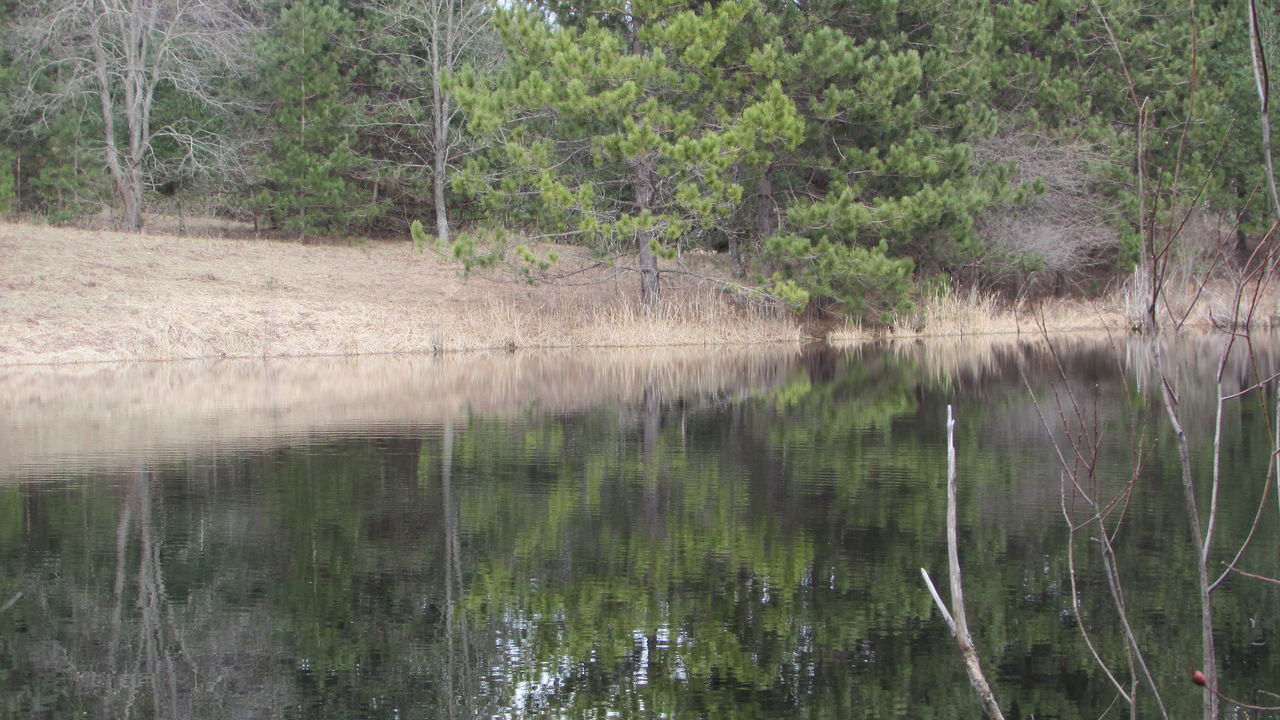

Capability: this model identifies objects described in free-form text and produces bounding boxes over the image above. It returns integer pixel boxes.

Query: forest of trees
[1,0,1277,318]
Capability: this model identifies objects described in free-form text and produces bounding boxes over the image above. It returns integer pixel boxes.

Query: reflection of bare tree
[99,470,188,718]
[24,467,294,718]
[441,420,476,719]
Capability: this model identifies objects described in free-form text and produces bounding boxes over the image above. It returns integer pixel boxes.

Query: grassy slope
[6,219,1259,366]
[0,221,799,364]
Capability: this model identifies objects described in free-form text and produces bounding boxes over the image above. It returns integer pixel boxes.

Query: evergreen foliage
[741,0,1009,315]
[0,7,110,221]
[257,0,373,236]
[453,0,804,307]
[8,111,110,223]
[0,52,12,216]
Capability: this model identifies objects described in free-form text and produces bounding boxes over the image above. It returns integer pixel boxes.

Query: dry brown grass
[6,219,1274,365]
[828,275,1280,344]
[827,287,1127,344]
[0,221,796,364]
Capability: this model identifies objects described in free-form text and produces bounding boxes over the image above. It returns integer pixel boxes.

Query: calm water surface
[1,339,1277,718]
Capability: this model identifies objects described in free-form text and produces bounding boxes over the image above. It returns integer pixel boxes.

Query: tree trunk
[431,0,451,244]
[634,157,660,309]
[92,4,154,233]
[625,10,659,309]
[1248,0,1280,276]
[433,141,450,244]
[1137,99,1159,333]
[638,239,660,309]
[122,162,145,232]
[92,28,138,232]
[99,124,145,232]
[756,170,776,240]
[740,169,779,278]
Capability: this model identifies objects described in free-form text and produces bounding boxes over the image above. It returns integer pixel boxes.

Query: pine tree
[3,106,110,222]
[733,0,1006,318]
[454,0,803,309]
[258,0,371,237]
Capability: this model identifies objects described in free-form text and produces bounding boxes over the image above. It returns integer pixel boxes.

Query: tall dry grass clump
[827,284,1127,343]
[1120,262,1280,331]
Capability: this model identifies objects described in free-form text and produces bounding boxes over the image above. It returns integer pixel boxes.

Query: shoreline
[0,220,802,366]
[0,325,1126,369]
[0,219,1257,367]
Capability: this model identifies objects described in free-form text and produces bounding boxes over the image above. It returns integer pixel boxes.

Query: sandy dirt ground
[0,221,797,365]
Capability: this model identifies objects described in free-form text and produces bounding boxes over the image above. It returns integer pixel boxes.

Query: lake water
[1,337,1277,719]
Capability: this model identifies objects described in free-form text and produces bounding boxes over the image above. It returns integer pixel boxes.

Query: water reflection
[0,347,798,478]
[1,338,1277,718]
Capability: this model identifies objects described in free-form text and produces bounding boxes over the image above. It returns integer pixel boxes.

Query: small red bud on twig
[1186,668,1280,710]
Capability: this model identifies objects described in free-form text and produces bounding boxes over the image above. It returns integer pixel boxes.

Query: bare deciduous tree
[363,0,498,244]
[971,134,1120,296]
[8,0,256,232]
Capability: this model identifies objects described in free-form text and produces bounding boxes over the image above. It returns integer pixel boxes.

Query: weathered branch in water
[1153,336,1220,720]
[918,568,955,634]
[921,406,1005,720]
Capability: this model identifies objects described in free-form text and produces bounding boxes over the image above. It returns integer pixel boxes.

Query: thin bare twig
[1060,473,1133,705]
[1021,332,1168,719]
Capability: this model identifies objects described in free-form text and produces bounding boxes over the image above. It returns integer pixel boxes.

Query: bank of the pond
[0,219,1251,365]
[1,220,806,365]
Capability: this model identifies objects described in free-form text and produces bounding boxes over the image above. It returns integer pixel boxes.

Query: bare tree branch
[921,406,1005,720]
[7,0,259,231]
